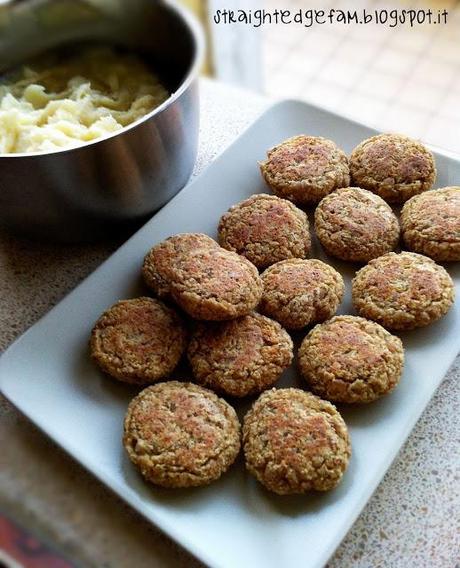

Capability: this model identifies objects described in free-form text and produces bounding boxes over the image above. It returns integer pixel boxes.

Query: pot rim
[0,0,205,159]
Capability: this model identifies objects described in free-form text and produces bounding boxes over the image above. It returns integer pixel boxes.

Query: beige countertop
[0,79,459,568]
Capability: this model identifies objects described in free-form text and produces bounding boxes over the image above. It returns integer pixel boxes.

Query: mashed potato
[0,47,169,154]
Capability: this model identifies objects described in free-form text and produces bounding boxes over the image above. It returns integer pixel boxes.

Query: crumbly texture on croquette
[90,297,187,384]
[401,186,460,261]
[243,388,351,495]
[315,187,400,262]
[260,135,350,205]
[168,247,263,320]
[259,259,344,330]
[188,313,293,397]
[123,382,241,488]
[218,194,311,269]
[142,233,219,297]
[352,252,455,330]
[350,133,436,204]
[298,316,404,403]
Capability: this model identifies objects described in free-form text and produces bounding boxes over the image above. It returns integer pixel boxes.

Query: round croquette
[218,194,311,269]
[142,233,219,298]
[352,252,455,330]
[350,133,436,204]
[168,248,263,320]
[315,187,400,262]
[298,316,404,403]
[260,135,350,205]
[123,382,241,488]
[243,388,351,495]
[90,297,187,384]
[259,259,344,330]
[188,313,293,397]
[401,186,460,261]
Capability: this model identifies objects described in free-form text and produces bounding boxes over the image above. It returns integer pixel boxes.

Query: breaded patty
[260,135,350,205]
[218,194,311,269]
[350,133,436,203]
[168,247,263,320]
[315,187,400,262]
[401,186,460,261]
[298,315,404,403]
[123,381,241,488]
[188,312,293,397]
[90,297,187,384]
[243,388,351,494]
[142,233,219,298]
[352,252,455,330]
[260,259,344,330]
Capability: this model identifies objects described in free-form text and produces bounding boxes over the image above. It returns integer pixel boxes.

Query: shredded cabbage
[0,47,169,153]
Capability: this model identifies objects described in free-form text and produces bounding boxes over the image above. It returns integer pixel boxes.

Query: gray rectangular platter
[1,100,459,568]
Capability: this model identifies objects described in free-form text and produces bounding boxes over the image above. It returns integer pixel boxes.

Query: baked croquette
[260,259,344,330]
[123,381,241,487]
[401,186,460,261]
[188,312,293,397]
[352,252,455,330]
[260,135,350,205]
[142,233,219,298]
[90,297,187,384]
[218,194,311,269]
[315,187,400,262]
[350,133,436,204]
[298,315,404,403]
[243,388,351,494]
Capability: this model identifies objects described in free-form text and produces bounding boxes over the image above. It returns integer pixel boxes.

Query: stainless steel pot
[0,0,204,241]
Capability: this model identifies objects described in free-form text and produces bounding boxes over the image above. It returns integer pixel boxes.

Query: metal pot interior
[0,0,199,93]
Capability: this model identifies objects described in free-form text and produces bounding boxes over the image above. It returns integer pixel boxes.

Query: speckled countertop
[0,79,459,568]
